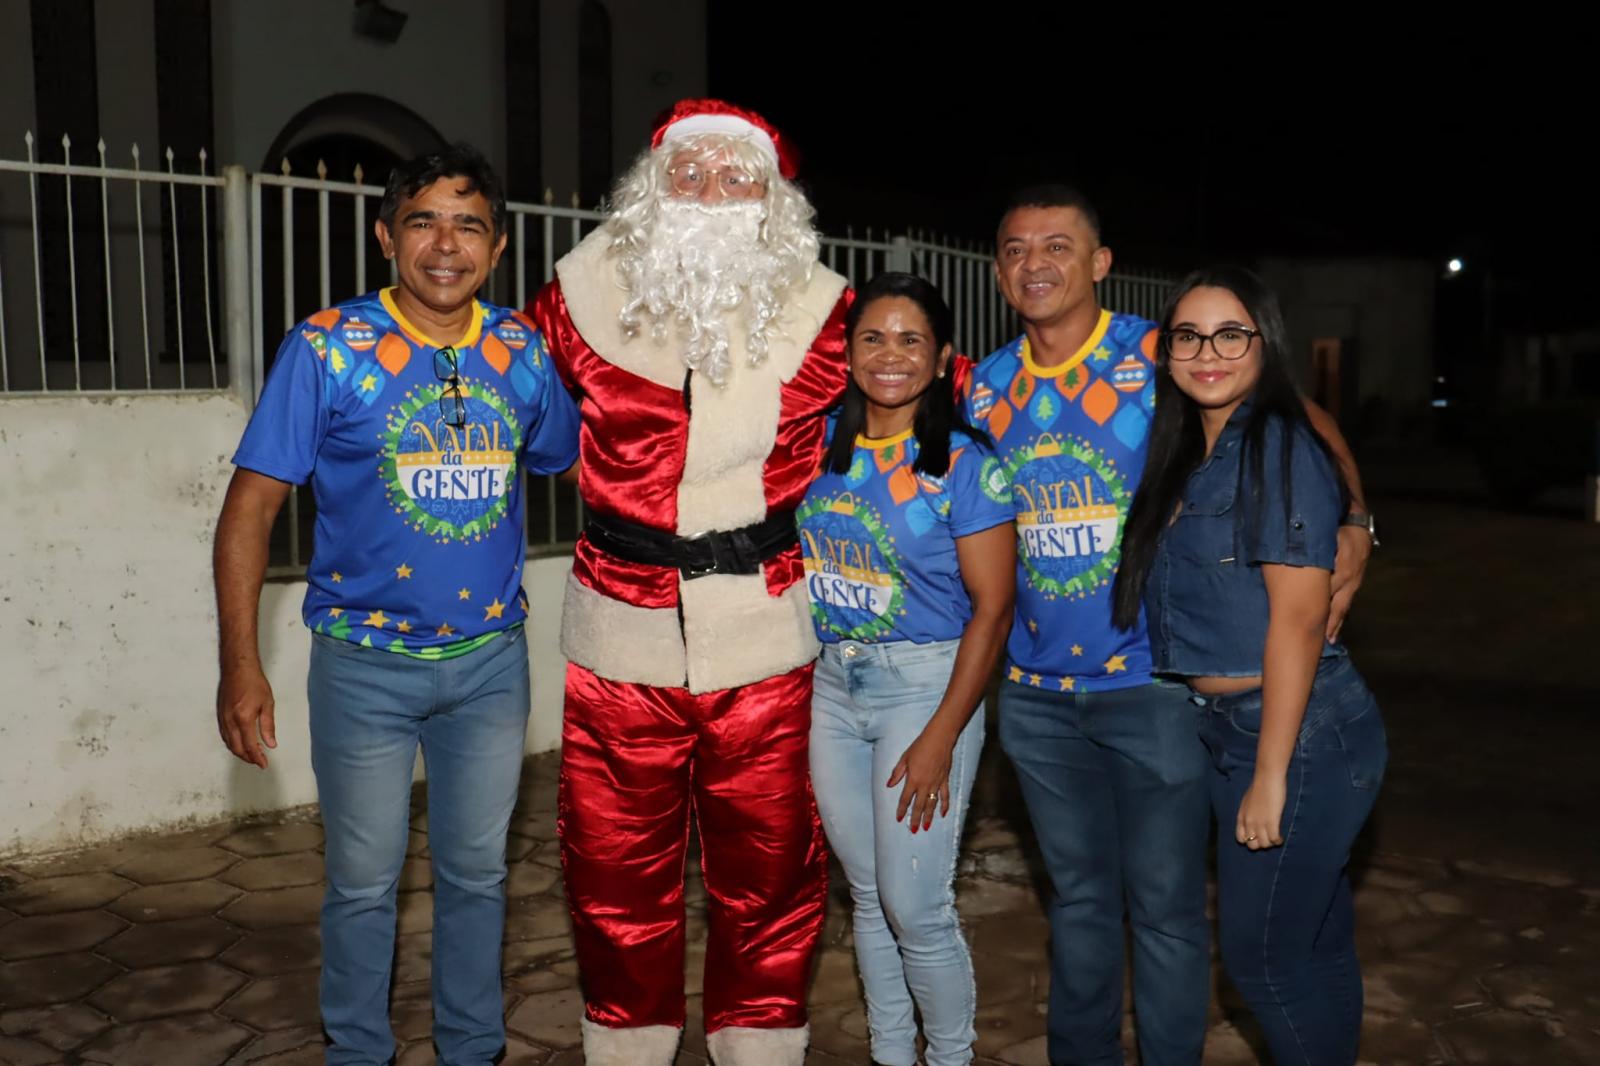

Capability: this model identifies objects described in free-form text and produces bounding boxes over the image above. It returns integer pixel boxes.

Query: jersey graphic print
[382,380,522,543]
[966,311,1160,689]
[800,441,917,640]
[799,428,1011,646]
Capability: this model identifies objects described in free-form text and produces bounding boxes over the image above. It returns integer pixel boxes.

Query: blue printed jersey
[798,426,1013,644]
[962,309,1159,691]
[233,288,580,655]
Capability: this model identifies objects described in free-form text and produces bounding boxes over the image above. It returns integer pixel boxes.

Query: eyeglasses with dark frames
[1160,326,1261,362]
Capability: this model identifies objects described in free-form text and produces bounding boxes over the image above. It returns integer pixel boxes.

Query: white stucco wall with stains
[0,394,570,859]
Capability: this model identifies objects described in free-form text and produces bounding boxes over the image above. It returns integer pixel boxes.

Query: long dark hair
[824,272,989,477]
[1111,265,1349,631]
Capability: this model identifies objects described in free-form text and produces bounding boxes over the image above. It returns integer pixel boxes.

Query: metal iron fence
[0,139,1174,568]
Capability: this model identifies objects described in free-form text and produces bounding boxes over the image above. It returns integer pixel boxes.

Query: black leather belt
[584,509,798,580]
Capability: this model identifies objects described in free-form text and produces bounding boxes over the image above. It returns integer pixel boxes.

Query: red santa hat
[649,98,799,180]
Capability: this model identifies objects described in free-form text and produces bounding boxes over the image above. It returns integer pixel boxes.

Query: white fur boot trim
[580,1016,681,1066]
[706,1024,809,1066]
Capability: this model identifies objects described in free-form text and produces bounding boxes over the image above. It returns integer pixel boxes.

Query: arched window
[256,95,446,371]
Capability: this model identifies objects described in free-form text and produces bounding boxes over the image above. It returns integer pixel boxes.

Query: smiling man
[213,143,579,1066]
[967,183,1214,1066]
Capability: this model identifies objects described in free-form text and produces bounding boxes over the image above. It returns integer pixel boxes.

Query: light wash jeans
[809,638,984,1066]
[309,628,530,1066]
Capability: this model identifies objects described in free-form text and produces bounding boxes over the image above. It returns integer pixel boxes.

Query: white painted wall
[211,0,505,173]
[606,1,708,184]
[0,394,570,859]
[210,0,706,190]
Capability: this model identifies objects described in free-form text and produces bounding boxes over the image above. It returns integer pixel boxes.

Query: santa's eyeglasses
[666,162,763,197]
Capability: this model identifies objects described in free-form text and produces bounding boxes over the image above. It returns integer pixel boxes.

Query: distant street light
[1447,257,1464,274]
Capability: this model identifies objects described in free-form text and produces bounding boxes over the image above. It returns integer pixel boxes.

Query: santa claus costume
[527,99,850,1066]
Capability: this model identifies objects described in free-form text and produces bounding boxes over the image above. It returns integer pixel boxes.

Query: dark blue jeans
[998,680,1211,1066]
[1197,655,1387,1066]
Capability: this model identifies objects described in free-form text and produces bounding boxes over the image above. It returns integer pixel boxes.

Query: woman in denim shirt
[1113,266,1387,1066]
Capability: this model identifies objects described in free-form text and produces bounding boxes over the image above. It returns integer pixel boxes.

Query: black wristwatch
[1343,511,1379,548]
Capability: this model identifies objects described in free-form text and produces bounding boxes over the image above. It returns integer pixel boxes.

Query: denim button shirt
[1146,405,1346,677]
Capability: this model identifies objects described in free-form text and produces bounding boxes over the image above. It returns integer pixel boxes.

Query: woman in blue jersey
[1113,266,1387,1066]
[800,272,1014,1066]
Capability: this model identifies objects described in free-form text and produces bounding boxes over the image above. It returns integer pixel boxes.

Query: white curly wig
[605,133,820,386]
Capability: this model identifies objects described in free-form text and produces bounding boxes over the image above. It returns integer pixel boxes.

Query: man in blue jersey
[964,184,1371,1065]
[213,144,579,1066]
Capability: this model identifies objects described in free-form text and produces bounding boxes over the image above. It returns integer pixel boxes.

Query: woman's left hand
[1236,772,1288,850]
[887,725,956,833]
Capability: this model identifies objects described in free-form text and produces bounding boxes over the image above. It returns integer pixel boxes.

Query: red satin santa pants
[558,661,828,1033]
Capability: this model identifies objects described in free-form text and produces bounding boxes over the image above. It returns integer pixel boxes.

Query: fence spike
[544,188,554,205]
[353,162,364,183]
[316,158,328,180]
[199,146,208,174]
[281,157,292,176]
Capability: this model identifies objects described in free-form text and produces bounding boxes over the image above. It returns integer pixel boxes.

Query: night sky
[709,15,1595,334]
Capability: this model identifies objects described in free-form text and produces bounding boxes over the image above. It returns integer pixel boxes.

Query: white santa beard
[618,199,789,387]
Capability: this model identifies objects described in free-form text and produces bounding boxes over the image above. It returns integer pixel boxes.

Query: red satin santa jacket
[527,229,851,694]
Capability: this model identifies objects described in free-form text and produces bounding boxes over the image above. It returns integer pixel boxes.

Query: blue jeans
[809,639,984,1066]
[998,679,1210,1066]
[308,629,531,1066]
[1197,655,1387,1066]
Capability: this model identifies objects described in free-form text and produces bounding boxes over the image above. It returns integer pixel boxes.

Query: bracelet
[1342,511,1379,548]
